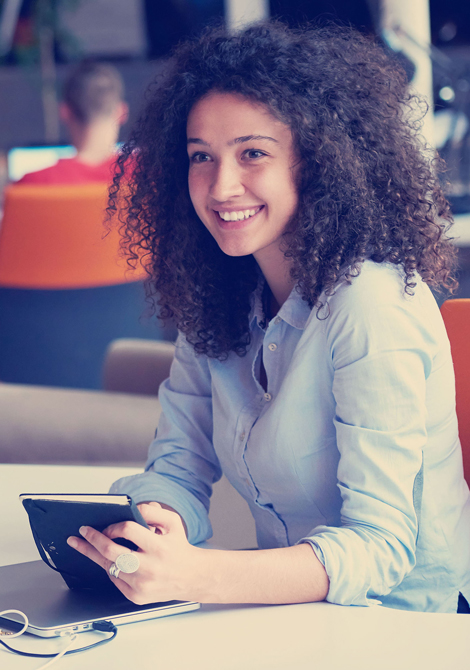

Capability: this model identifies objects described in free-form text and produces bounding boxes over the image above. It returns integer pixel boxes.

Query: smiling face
[186,91,299,269]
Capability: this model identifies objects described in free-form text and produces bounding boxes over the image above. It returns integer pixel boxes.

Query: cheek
[266,175,298,216]
[187,171,197,202]
[257,165,296,202]
[281,170,299,215]
[286,185,299,216]
[188,171,207,211]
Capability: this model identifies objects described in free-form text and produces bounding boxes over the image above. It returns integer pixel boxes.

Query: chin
[221,248,253,258]
[217,241,256,258]
[205,225,258,257]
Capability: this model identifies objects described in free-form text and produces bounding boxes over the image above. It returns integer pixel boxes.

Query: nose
[209,159,245,202]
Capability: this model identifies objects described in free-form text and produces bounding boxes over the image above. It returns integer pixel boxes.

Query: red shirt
[17,156,116,185]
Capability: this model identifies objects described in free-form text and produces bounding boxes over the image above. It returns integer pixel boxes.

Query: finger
[108,575,137,602]
[137,501,162,511]
[138,504,183,532]
[136,503,187,537]
[67,532,136,588]
[103,520,162,553]
[136,503,166,534]
[66,534,112,573]
[76,525,140,563]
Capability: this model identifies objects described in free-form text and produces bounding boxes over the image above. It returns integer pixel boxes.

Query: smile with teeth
[216,206,263,222]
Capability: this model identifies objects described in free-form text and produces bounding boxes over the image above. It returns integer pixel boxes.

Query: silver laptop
[0,560,200,638]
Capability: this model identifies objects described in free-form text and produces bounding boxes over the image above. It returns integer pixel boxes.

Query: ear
[116,102,129,126]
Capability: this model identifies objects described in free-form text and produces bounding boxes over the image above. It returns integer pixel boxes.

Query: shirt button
[264,392,272,402]
[274,316,282,324]
[239,432,245,441]
[268,343,277,352]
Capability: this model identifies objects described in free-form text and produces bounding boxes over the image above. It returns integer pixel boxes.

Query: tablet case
[21,494,148,592]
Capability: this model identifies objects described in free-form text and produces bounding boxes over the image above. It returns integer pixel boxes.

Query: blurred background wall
[1,0,470,293]
[1,1,468,146]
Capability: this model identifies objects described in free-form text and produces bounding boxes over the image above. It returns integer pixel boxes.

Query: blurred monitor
[7,145,77,182]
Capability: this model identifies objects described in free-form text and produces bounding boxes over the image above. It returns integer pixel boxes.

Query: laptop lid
[0,560,199,638]
[7,145,77,181]
[7,143,123,181]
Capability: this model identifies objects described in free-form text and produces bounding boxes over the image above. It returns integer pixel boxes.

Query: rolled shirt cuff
[109,471,213,545]
[297,526,384,607]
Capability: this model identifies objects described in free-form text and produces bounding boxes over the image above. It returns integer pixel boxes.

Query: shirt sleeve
[110,334,222,545]
[299,269,439,606]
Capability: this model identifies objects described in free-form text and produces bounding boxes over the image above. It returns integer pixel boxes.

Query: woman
[67,21,470,612]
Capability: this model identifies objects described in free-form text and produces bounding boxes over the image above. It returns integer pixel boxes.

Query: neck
[68,117,119,166]
[255,247,295,314]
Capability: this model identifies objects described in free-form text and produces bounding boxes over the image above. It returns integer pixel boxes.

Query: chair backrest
[0,184,143,289]
[102,338,176,396]
[440,298,470,483]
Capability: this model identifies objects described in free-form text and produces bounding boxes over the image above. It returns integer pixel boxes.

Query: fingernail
[79,526,88,538]
[67,537,78,548]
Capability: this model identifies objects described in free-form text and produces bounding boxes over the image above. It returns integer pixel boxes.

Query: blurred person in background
[16,61,128,185]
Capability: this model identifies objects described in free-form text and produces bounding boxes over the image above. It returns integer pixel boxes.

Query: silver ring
[109,562,121,579]
[109,552,140,579]
[116,551,140,574]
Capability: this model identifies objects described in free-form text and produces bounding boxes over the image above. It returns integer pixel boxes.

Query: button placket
[262,316,281,396]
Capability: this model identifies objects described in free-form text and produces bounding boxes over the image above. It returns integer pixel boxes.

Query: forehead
[186,91,292,143]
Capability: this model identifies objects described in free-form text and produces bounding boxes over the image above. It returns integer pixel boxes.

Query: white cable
[1,609,113,668]
[0,609,29,638]
[35,634,78,670]
[0,608,77,670]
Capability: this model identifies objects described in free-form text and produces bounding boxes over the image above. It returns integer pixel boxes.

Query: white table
[0,464,468,670]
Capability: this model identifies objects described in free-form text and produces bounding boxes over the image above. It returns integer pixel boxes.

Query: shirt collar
[250,282,312,331]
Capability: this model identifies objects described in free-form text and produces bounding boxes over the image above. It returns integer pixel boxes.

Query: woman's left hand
[67,502,206,605]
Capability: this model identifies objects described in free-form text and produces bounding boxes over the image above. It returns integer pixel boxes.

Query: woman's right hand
[67,502,204,605]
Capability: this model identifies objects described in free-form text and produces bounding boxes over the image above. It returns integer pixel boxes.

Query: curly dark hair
[109,20,457,359]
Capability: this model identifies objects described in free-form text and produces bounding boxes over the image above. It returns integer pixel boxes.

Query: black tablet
[20,493,148,592]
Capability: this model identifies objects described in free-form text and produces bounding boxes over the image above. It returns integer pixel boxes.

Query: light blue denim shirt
[111,261,470,612]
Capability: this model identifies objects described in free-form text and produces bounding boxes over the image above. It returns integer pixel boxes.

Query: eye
[189,152,212,163]
[242,149,266,160]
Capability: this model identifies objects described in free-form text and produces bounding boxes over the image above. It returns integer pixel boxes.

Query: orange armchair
[440,299,470,484]
[0,183,140,288]
[0,184,167,390]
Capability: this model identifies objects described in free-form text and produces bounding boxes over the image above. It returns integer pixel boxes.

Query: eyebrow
[232,135,279,145]
[186,134,279,146]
